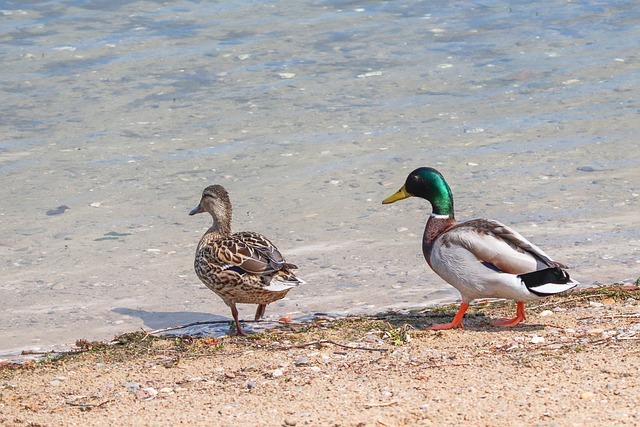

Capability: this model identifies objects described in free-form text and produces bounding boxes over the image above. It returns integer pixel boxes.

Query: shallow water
[1,0,639,358]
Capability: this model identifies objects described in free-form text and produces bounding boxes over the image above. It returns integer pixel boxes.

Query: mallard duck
[382,167,578,330]
[190,184,304,336]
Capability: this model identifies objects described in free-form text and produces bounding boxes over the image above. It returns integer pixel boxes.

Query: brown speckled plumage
[190,185,303,336]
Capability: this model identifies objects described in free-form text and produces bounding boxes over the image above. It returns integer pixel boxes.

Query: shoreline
[2,285,639,426]
[1,285,636,359]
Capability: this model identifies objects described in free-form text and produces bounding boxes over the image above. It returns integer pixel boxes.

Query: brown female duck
[190,185,304,336]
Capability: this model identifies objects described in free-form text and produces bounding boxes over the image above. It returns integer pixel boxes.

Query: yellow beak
[382,185,413,204]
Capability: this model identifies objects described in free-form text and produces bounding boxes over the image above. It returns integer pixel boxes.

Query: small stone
[123,381,141,392]
[278,73,296,79]
[530,336,545,344]
[589,301,604,307]
[46,205,70,216]
[539,310,554,317]
[284,417,297,426]
[586,328,604,335]
[581,391,595,400]
[272,369,284,378]
[159,387,173,393]
[294,357,310,367]
[247,381,257,390]
[144,387,158,398]
[49,380,62,386]
[90,202,101,207]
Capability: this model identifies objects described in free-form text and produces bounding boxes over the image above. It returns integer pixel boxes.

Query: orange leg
[426,303,469,330]
[491,301,526,327]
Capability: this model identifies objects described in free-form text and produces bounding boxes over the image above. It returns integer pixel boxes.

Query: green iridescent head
[382,167,455,217]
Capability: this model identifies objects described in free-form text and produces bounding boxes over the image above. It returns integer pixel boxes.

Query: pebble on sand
[581,391,595,400]
[530,336,545,344]
[294,357,310,367]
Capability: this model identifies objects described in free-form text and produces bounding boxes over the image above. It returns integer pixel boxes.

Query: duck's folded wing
[444,219,563,274]
[213,232,289,275]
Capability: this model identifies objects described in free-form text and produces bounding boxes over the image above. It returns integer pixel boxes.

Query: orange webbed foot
[491,302,526,327]
[426,321,465,330]
[426,303,469,331]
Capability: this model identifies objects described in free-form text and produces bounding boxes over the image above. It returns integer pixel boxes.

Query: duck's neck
[411,169,456,264]
[423,213,457,266]
[423,182,455,245]
[199,215,232,247]
[208,219,232,237]
[428,181,454,217]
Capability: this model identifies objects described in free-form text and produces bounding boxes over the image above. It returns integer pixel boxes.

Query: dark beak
[189,203,205,215]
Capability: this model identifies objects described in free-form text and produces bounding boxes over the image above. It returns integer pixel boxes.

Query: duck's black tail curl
[519,267,578,297]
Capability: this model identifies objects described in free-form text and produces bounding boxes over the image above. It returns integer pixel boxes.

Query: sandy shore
[1,286,639,426]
